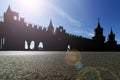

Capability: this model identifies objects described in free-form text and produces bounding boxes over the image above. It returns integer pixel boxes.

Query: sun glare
[19,0,38,9]
[12,0,50,16]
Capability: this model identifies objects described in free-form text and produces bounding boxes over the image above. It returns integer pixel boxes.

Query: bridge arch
[30,41,35,50]
[67,45,71,50]
[24,40,28,50]
[38,42,44,50]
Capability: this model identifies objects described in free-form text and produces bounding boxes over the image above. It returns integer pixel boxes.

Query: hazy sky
[0,0,120,43]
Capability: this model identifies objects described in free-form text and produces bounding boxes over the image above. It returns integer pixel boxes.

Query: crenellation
[0,6,120,51]
[34,25,37,28]
[37,25,39,29]
[26,23,29,27]
[20,17,24,22]
[63,30,66,33]
[39,26,42,30]
[43,27,47,31]
[28,23,32,28]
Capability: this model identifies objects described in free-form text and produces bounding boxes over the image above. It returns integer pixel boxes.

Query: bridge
[0,6,119,51]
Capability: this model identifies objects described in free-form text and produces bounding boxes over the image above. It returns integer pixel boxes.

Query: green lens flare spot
[77,67,102,80]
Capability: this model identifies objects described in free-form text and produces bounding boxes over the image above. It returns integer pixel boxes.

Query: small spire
[110,27,113,34]
[97,17,102,29]
[49,19,53,26]
[98,17,100,27]
[48,19,54,30]
[98,17,100,24]
[96,17,102,29]
[7,5,11,12]
[49,20,54,27]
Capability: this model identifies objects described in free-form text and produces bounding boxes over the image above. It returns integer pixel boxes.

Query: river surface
[0,51,120,80]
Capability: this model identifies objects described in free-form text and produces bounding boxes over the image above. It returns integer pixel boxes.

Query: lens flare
[77,67,102,80]
[65,49,82,68]
[75,61,83,69]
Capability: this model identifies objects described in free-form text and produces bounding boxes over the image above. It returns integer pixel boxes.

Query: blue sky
[0,0,120,43]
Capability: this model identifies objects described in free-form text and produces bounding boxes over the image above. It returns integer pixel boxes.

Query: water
[0,51,119,80]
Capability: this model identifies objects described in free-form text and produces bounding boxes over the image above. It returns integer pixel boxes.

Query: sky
[0,0,120,43]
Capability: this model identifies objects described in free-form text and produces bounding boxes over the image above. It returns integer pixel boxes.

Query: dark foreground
[0,51,120,80]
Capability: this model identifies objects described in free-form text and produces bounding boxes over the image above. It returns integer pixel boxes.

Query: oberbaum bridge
[0,6,120,51]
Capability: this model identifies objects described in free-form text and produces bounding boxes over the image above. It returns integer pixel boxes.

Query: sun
[20,0,38,8]
[12,0,49,16]
[19,0,39,10]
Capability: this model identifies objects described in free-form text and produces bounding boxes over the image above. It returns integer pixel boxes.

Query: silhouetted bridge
[0,6,120,51]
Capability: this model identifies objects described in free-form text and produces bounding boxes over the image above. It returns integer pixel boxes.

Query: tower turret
[4,5,19,23]
[48,20,54,32]
[92,18,105,43]
[7,5,11,12]
[107,28,117,45]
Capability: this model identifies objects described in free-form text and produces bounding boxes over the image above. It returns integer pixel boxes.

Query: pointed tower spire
[48,20,54,31]
[92,18,105,43]
[110,27,113,35]
[49,19,53,27]
[107,27,117,45]
[7,5,11,12]
[98,17,100,23]
[97,17,101,28]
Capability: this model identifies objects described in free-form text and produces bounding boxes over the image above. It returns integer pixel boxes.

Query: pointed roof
[107,27,116,43]
[97,18,102,29]
[110,27,114,35]
[48,20,54,29]
[7,5,11,12]
[49,20,53,27]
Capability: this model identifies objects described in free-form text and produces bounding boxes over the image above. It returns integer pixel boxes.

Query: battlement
[0,6,119,51]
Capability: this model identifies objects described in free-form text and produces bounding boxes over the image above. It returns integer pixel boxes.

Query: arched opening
[67,45,71,50]
[60,29,62,32]
[0,38,5,49]
[14,16,17,20]
[2,37,5,49]
[25,40,28,49]
[3,37,5,45]
[30,41,35,50]
[38,42,44,50]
